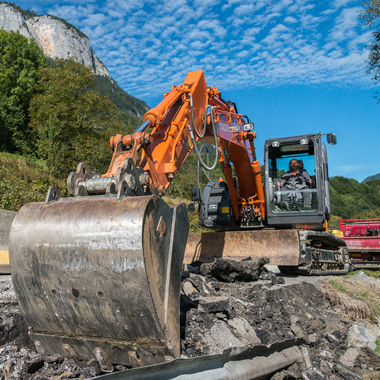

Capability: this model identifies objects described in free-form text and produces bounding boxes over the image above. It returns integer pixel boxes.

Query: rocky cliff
[0,2,149,118]
[0,2,110,78]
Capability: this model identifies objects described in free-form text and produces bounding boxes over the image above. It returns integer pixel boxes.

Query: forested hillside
[0,30,141,176]
[46,58,148,122]
[94,75,148,119]
[329,176,380,228]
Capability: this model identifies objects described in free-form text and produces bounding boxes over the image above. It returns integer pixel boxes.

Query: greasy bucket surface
[9,195,189,370]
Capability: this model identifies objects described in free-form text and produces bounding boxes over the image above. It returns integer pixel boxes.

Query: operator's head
[289,159,299,169]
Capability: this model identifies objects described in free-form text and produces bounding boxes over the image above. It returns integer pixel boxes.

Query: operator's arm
[277,172,288,187]
[302,170,312,184]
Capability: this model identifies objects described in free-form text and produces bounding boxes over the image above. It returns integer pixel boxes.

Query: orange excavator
[9,71,347,370]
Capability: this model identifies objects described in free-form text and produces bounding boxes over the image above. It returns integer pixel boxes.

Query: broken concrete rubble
[1,258,379,379]
[199,257,269,282]
[181,258,380,380]
[348,321,380,351]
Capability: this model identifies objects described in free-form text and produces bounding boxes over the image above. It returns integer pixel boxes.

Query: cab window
[267,141,318,213]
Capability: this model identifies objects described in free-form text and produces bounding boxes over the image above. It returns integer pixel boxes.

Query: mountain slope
[363,173,380,182]
[94,75,148,119]
[0,1,149,119]
[0,2,109,76]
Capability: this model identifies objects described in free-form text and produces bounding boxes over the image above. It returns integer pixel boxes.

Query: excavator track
[278,231,349,275]
[185,229,349,276]
[9,194,189,370]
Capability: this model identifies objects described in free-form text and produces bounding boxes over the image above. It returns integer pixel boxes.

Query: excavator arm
[105,71,210,196]
[69,71,265,224]
[9,71,265,371]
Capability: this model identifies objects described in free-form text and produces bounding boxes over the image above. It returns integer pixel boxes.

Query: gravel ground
[1,259,380,380]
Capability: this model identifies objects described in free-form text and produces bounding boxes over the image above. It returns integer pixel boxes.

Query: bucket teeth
[9,195,189,368]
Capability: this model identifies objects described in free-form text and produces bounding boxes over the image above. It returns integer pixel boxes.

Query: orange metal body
[103,71,265,223]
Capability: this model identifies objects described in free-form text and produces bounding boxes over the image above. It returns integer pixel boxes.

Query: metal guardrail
[91,339,310,380]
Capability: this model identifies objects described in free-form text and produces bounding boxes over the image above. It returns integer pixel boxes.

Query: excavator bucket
[9,195,189,371]
[184,230,302,266]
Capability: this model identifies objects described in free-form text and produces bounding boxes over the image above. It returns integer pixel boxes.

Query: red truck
[340,218,380,269]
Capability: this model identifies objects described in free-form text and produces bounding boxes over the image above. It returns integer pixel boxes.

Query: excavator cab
[264,133,336,230]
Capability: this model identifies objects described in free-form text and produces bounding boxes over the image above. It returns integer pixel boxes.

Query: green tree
[167,146,225,199]
[356,206,380,218]
[330,176,380,219]
[29,60,131,176]
[0,152,67,211]
[0,30,46,153]
[360,1,380,99]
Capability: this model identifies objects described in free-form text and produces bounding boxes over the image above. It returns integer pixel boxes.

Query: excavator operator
[277,159,312,210]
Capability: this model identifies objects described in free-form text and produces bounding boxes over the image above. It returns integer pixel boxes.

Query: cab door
[322,142,331,219]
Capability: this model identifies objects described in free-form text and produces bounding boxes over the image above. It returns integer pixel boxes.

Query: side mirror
[327,133,337,145]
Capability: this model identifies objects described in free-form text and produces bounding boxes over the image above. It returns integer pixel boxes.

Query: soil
[1,259,379,380]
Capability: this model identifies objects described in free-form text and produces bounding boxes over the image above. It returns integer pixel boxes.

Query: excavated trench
[0,258,379,379]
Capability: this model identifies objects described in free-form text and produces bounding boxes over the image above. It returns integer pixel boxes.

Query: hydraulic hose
[197,145,214,202]
[189,93,208,138]
[187,106,219,172]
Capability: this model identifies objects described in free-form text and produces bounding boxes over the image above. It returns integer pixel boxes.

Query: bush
[0,152,66,211]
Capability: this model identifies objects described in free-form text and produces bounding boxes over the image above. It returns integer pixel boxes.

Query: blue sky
[17,0,379,181]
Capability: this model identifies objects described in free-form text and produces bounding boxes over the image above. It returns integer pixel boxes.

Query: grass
[0,152,67,211]
[346,269,380,279]
[376,338,380,357]
[319,274,380,322]
[329,279,347,292]
[371,299,380,314]
[358,291,371,300]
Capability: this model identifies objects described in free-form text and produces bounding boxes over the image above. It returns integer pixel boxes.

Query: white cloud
[284,16,298,23]
[234,3,255,16]
[348,30,373,50]
[106,0,145,14]
[337,164,369,173]
[83,13,107,27]
[299,14,324,28]
[40,0,373,99]
[287,0,313,14]
[193,0,221,7]
[329,6,363,42]
[222,0,244,12]
[197,19,227,38]
[331,0,358,11]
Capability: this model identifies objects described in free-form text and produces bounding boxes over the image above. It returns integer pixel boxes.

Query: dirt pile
[181,259,380,379]
[0,261,379,379]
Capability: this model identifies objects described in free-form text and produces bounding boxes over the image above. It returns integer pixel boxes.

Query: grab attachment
[9,195,189,370]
